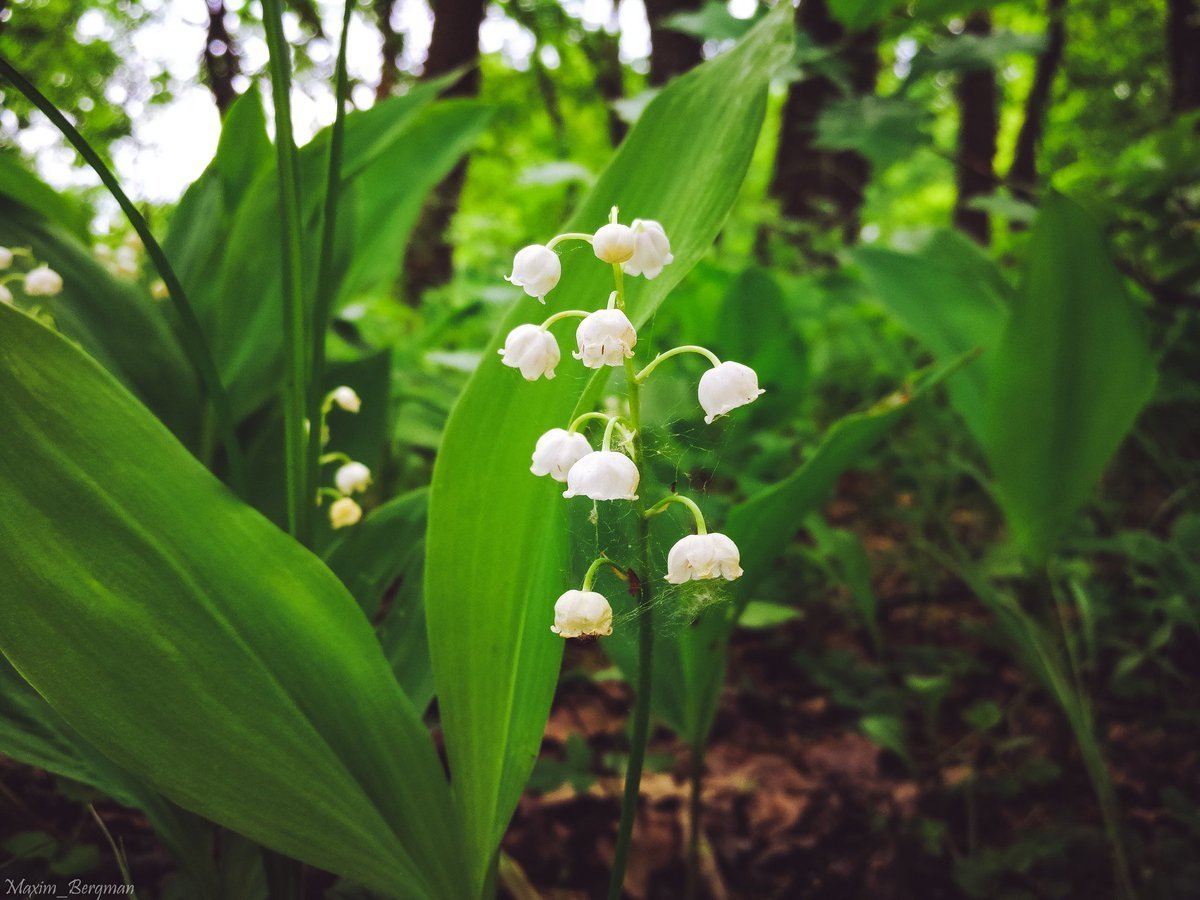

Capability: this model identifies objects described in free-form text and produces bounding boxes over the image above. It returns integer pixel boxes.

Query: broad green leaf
[0,151,91,238]
[905,30,1046,83]
[983,193,1156,562]
[0,304,469,899]
[738,601,802,629]
[664,0,763,41]
[827,0,904,31]
[814,95,931,171]
[425,6,794,888]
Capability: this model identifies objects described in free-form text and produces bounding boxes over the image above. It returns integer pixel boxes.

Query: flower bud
[665,533,743,584]
[530,428,592,482]
[0,284,12,305]
[506,244,561,301]
[0,247,12,268]
[698,361,765,424]
[331,386,361,413]
[329,496,363,529]
[622,220,673,279]
[499,323,560,381]
[335,461,372,495]
[150,279,169,300]
[573,308,637,368]
[24,266,63,297]
[563,450,639,501]
[592,223,636,264]
[551,589,613,638]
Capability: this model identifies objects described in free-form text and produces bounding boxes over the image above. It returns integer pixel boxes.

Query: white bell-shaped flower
[530,428,592,483]
[0,247,12,268]
[24,266,63,297]
[563,450,639,501]
[592,223,636,264]
[698,361,765,424]
[506,244,561,301]
[622,220,674,279]
[665,533,744,584]
[0,284,12,305]
[335,461,372,495]
[331,385,361,413]
[551,589,613,638]
[499,323,560,381]
[573,308,637,368]
[329,496,362,529]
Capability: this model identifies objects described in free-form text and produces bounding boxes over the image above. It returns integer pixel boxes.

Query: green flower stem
[581,556,620,592]
[606,290,619,310]
[538,309,590,329]
[319,451,351,466]
[568,411,615,433]
[0,56,247,497]
[545,232,594,249]
[643,494,708,535]
[634,345,721,383]
[601,414,621,452]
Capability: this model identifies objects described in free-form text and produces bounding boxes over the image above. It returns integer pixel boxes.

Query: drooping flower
[574,308,637,368]
[531,428,592,482]
[665,533,743,584]
[335,461,372,496]
[622,220,673,279]
[0,247,12,268]
[698,361,765,424]
[0,284,12,305]
[329,496,363,529]
[592,223,636,264]
[506,244,561,301]
[23,266,63,297]
[499,323,560,381]
[551,589,613,638]
[331,385,361,413]
[563,450,639,501]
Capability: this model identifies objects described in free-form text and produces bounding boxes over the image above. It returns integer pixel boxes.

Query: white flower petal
[551,589,613,638]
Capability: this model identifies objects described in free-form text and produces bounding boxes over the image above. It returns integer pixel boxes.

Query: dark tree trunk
[767,0,878,260]
[581,20,627,146]
[954,12,999,245]
[203,0,241,117]
[1009,0,1066,198]
[1168,0,1200,112]
[401,0,487,302]
[644,0,704,85]
[374,0,404,100]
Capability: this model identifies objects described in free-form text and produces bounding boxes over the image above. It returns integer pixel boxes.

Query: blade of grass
[261,0,309,542]
[0,56,247,496]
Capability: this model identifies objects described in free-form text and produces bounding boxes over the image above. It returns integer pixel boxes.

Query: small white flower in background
[574,308,637,368]
[698,361,765,424]
[563,450,640,501]
[499,323,560,381]
[665,533,743,584]
[114,245,138,278]
[0,284,12,305]
[530,428,592,482]
[335,461,372,496]
[551,589,613,638]
[0,247,12,268]
[329,496,362,529]
[622,220,673,279]
[24,266,63,297]
[592,223,636,264]
[506,244,561,301]
[150,279,169,301]
[331,385,361,413]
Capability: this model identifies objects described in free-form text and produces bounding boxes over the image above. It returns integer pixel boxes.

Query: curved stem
[634,345,721,383]
[546,232,594,249]
[0,56,247,497]
[568,411,614,434]
[611,264,626,310]
[644,494,708,535]
[606,290,619,310]
[601,414,621,452]
[538,309,590,329]
[582,556,620,591]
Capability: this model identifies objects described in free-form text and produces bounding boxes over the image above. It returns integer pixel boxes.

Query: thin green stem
[644,494,708,535]
[582,556,620,592]
[607,290,619,310]
[0,56,247,496]
[262,0,308,541]
[684,741,704,900]
[601,414,620,452]
[568,411,614,433]
[303,0,354,549]
[538,309,590,329]
[545,232,594,249]
[635,345,721,383]
[612,264,626,310]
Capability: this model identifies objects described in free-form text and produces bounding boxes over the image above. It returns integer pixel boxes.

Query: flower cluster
[314,386,372,530]
[500,208,764,638]
[1,246,64,311]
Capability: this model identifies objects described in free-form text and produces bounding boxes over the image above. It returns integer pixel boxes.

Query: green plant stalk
[303,0,354,548]
[261,0,309,541]
[608,262,655,900]
[0,56,247,496]
[685,739,704,900]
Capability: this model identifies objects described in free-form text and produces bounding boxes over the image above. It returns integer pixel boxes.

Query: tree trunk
[1009,0,1066,198]
[580,17,627,146]
[953,12,999,245]
[401,0,487,302]
[203,0,241,117]
[767,0,878,261]
[374,0,404,101]
[644,0,704,85]
[1167,0,1200,112]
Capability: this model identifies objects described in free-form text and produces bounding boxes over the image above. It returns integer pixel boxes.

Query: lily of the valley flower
[507,244,561,301]
[0,247,12,268]
[564,450,639,501]
[592,223,636,264]
[500,323,561,381]
[665,533,743,584]
[335,461,372,495]
[329,496,363,529]
[0,285,12,305]
[623,220,673,279]
[574,308,637,368]
[23,266,63,297]
[698,361,765,424]
[330,385,361,413]
[551,589,613,638]
[531,428,592,482]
